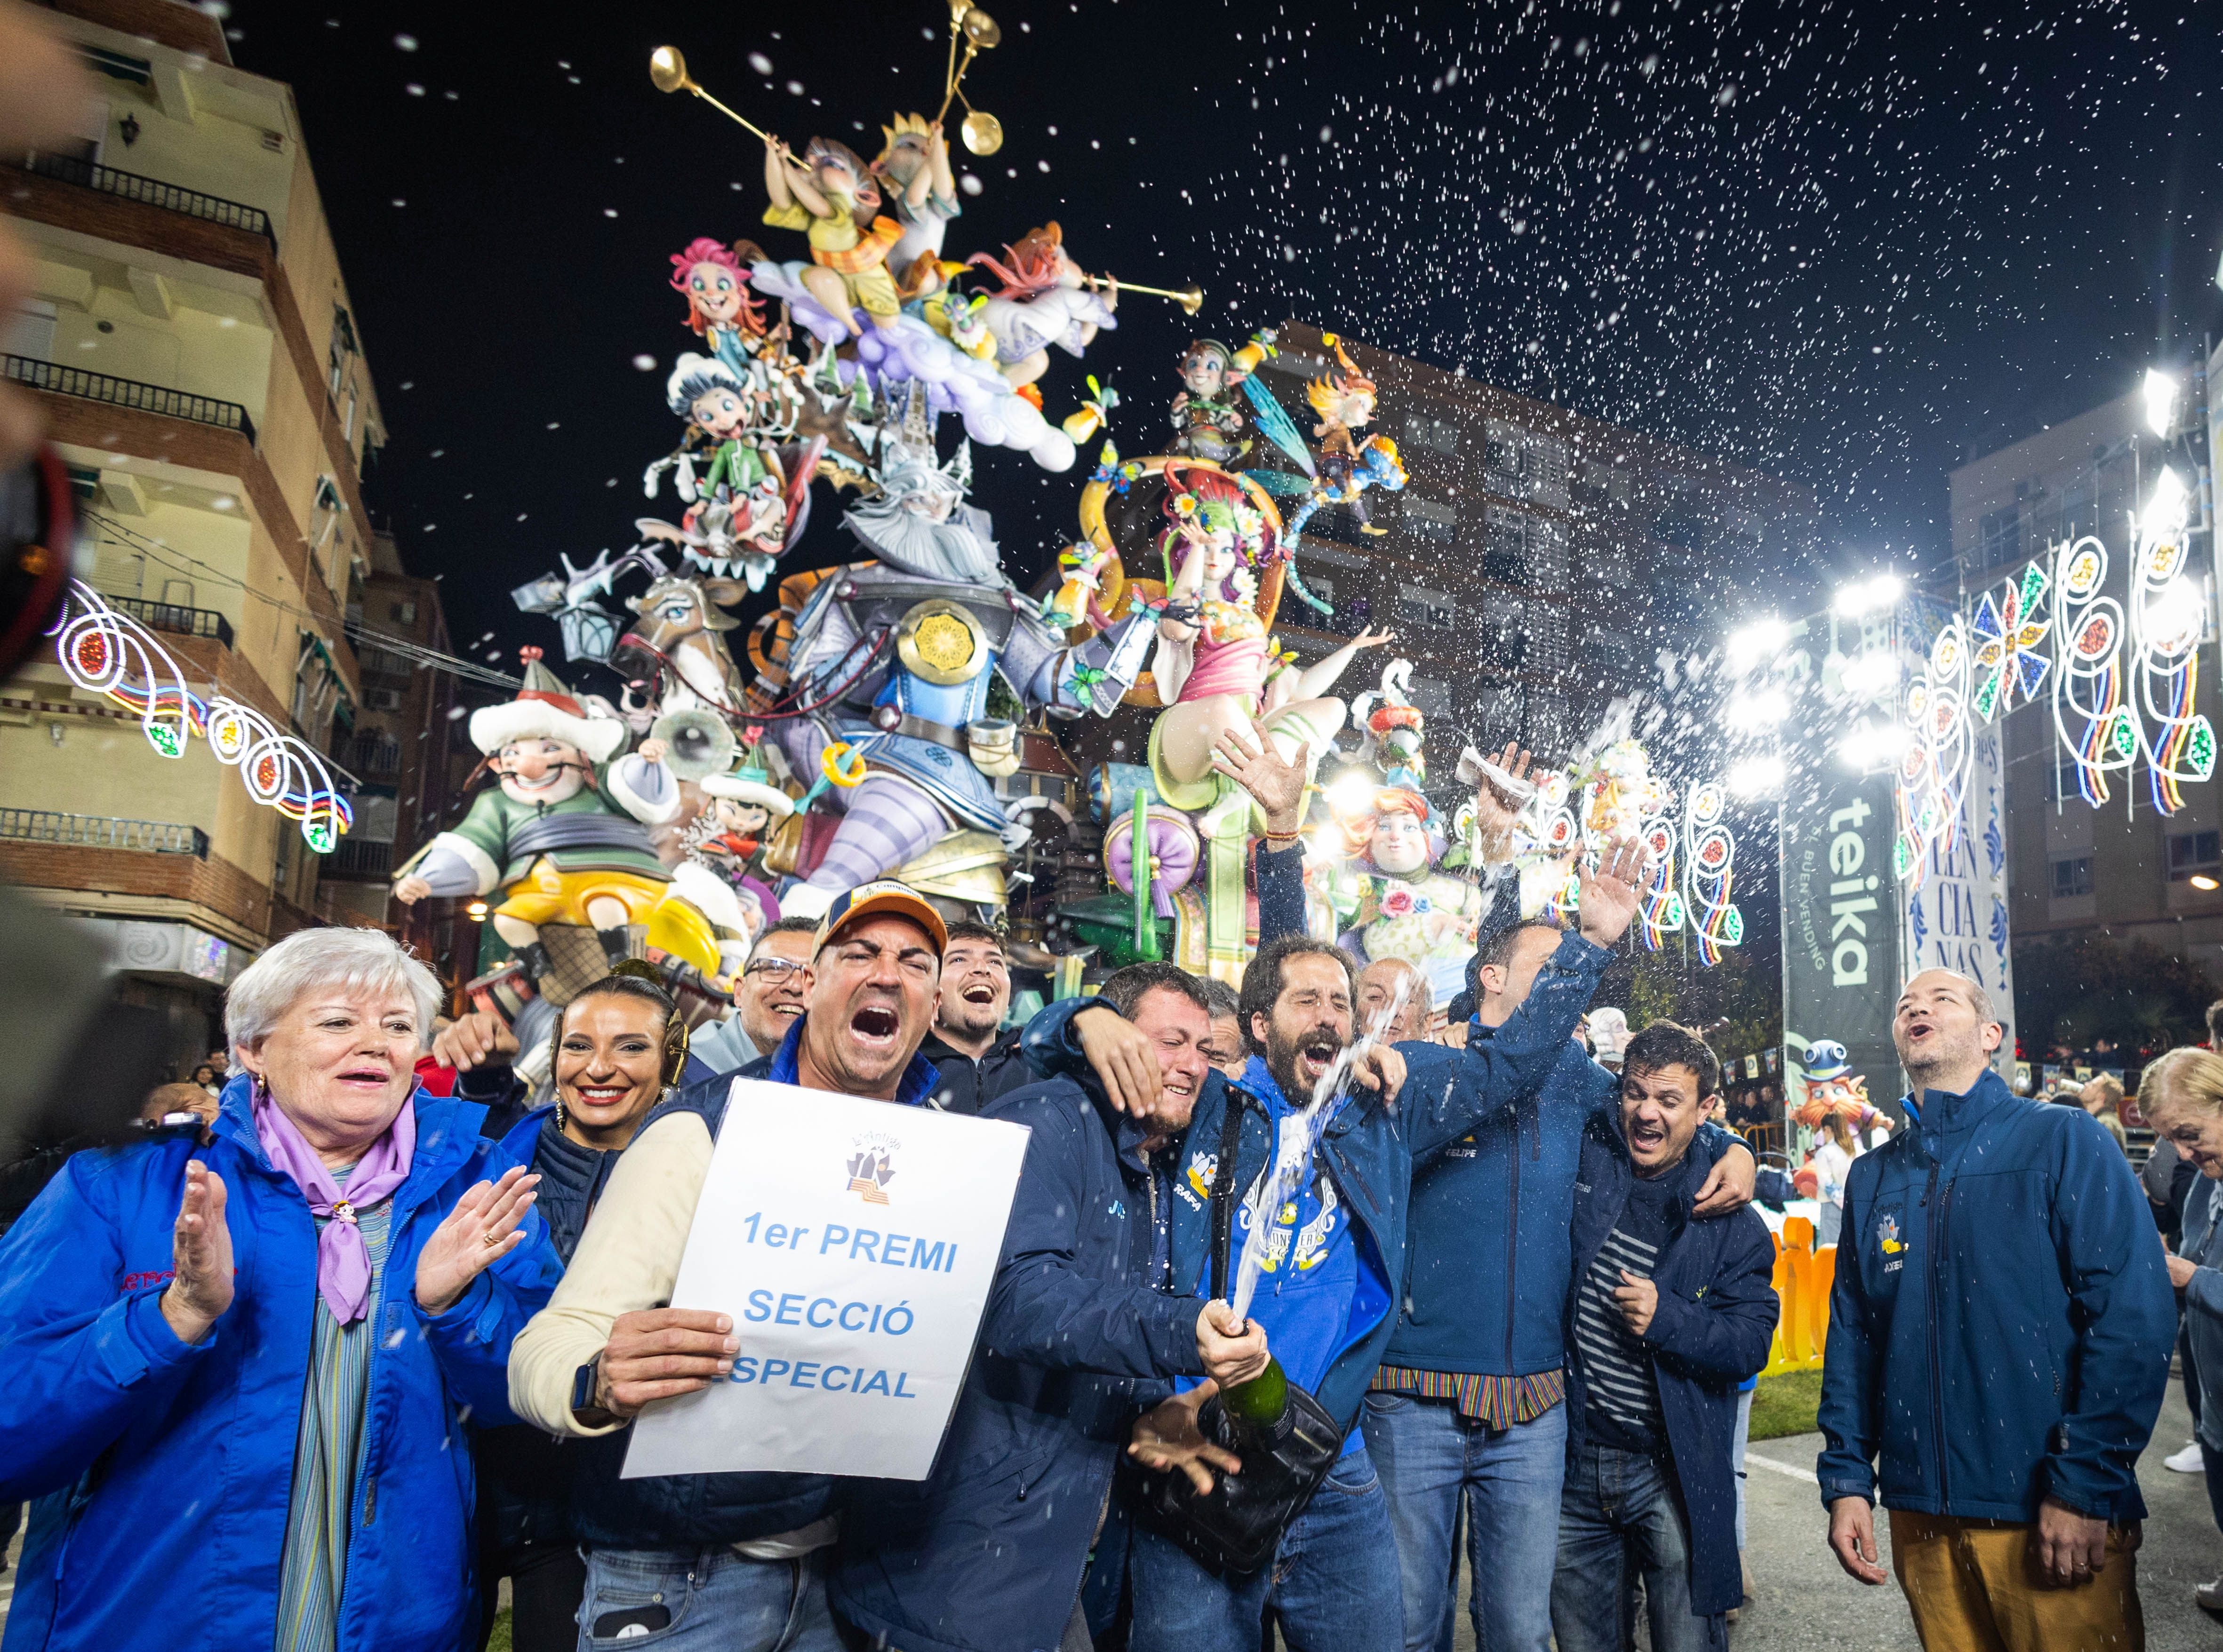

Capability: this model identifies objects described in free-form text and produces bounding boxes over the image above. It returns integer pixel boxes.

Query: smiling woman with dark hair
[0,926,560,1652]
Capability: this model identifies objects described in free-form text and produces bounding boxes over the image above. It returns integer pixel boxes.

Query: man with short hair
[2079,1073,2130,1156]
[919,920,1032,1114]
[1197,976,1247,1082]
[508,881,952,1652]
[833,961,1270,1652]
[1358,956,1432,1045]
[1552,1021,1777,1652]
[1819,968,2175,1651]
[688,914,820,1074]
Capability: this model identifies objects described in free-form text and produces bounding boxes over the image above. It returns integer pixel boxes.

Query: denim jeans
[1731,1387,1754,1552]
[576,1546,843,1652]
[1127,1447,1404,1652]
[1359,1390,1566,1652]
[1551,1443,1725,1652]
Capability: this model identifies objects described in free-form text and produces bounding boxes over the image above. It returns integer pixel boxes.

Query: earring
[554,1097,568,1132]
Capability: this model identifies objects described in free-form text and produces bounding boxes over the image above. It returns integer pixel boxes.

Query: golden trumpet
[648,46,773,144]
[935,6,1003,155]
[1087,277,1205,315]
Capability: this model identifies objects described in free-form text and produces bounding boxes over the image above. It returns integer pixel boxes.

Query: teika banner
[624,1078,1031,1482]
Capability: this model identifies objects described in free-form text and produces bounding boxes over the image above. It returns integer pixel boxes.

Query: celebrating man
[507,881,951,1652]
[918,920,1032,1114]
[688,914,818,1073]
[1818,968,2174,1650]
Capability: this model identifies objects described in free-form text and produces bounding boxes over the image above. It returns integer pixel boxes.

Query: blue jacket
[1030,930,1612,1429]
[833,1062,1204,1652]
[0,1079,560,1652]
[1816,1069,2175,1524]
[1566,1116,1777,1617]
[560,1016,940,1551]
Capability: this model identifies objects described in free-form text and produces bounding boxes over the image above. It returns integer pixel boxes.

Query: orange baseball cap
[812,879,948,956]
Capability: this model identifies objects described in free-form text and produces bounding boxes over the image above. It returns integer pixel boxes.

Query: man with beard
[769,421,1151,921]
[508,882,951,1652]
[833,962,1273,1652]
[1818,969,2175,1652]
[919,921,1032,1115]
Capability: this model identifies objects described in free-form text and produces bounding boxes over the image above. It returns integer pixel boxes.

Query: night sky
[225,0,2223,667]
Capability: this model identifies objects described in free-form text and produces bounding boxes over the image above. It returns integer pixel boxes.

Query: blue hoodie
[0,1080,559,1652]
[1816,1068,2174,1523]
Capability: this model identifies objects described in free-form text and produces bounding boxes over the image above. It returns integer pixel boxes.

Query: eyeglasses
[743,957,808,982]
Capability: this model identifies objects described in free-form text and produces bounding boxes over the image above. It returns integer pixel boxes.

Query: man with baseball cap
[509,879,950,1650]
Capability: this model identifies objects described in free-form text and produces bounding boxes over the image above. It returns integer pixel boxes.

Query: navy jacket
[833,1065,1203,1652]
[0,1081,558,1652]
[560,1018,940,1549]
[1566,1117,1777,1618]
[1030,930,1613,1430]
[920,1025,1034,1117]
[1817,1069,2175,1524]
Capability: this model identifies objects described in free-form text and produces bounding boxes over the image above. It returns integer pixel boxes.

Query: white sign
[623,1078,1031,1482]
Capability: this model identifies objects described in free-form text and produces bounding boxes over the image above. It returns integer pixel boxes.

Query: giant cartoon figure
[1318,786,1487,1007]
[766,408,1153,920]
[391,649,751,987]
[760,135,904,337]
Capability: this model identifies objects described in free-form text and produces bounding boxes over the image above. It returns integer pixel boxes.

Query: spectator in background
[1809,1113,1856,1247]
[0,926,558,1652]
[1198,975,1248,1082]
[2142,1045,2223,1612]
[2079,1074,2130,1156]
[189,1062,222,1096]
[436,972,685,1650]
[1820,969,2174,1650]
[919,921,1029,1114]
[1357,956,1432,1045]
[688,914,817,1073]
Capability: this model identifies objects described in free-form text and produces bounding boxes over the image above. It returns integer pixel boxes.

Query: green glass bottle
[1218,1356,1290,1437]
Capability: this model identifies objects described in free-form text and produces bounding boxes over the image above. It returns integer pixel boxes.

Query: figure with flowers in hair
[967,223,1118,396]
[1318,787,1487,1008]
[1145,464,1394,807]
[668,236,775,381]
[761,134,905,336]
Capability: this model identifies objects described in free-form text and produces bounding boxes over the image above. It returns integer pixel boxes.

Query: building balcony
[325,837,393,880]
[4,354,255,443]
[19,151,275,249]
[97,590,234,651]
[0,808,207,856]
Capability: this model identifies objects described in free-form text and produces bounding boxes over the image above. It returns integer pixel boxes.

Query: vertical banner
[1780,749,1903,1114]
[1900,720,2019,1079]
[624,1079,1031,1482]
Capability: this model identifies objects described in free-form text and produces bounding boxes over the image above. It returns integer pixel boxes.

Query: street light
[2144,368,2180,439]
[1726,616,1790,671]
[1839,718,1908,771]
[1728,754,1786,798]
[1722,688,1789,734]
[1833,573,1904,618]
[2143,465,2190,543]
[1838,650,1901,700]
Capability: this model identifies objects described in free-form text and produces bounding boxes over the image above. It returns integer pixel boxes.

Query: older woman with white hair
[0,925,560,1652]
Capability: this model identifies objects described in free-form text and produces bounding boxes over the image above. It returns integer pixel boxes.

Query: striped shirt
[1573,1175,1677,1454]
[1368,1365,1567,1427]
[276,1191,394,1652]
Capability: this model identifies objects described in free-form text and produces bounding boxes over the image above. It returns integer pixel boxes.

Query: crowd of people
[0,750,2203,1652]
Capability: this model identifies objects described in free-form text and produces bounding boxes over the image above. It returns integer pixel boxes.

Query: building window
[1401,496,1457,544]
[1397,584,1461,631]
[389,599,417,625]
[2051,857,2093,899]
[2167,831,2221,882]
[1980,507,2021,571]
[5,299,58,363]
[1402,412,1457,455]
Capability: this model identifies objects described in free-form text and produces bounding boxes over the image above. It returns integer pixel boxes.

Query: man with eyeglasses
[690,916,819,1073]
[919,921,1031,1115]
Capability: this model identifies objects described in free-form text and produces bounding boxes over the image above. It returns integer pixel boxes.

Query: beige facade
[0,0,384,1063]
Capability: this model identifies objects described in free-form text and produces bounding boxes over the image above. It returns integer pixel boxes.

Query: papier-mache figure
[1167,338,1253,465]
[391,649,745,986]
[1317,785,1487,1008]
[668,236,773,382]
[762,135,905,336]
[682,758,795,938]
[965,223,1118,393]
[768,408,1154,919]
[1145,463,1393,807]
[1791,1039,1874,1128]
[869,113,961,298]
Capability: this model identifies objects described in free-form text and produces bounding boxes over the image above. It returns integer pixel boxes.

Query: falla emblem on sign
[846,1133,900,1205]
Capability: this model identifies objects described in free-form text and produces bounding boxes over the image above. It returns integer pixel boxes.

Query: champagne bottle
[1218,1356,1291,1438]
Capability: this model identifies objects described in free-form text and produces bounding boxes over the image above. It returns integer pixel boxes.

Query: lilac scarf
[254,1085,416,1324]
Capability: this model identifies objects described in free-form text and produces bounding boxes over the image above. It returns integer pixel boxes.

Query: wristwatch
[569,1353,615,1427]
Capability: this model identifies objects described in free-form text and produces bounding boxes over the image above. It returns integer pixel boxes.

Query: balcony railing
[327,837,392,879]
[98,592,235,651]
[4,355,255,444]
[348,732,402,778]
[0,808,208,856]
[20,151,276,248]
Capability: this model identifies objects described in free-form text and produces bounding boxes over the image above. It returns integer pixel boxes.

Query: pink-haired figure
[667,237,770,381]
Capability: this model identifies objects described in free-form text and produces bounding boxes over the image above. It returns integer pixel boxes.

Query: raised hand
[1210,716,1309,834]
[1469,737,1536,865]
[433,1009,518,1074]
[160,1160,234,1346]
[1576,838,1649,950]
[414,1165,540,1315]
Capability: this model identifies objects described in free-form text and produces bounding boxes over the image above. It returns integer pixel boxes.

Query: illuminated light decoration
[51,582,205,756]
[2050,534,2130,806]
[50,583,351,851]
[1968,560,2053,723]
[1636,813,1684,951]
[2129,471,2214,813]
[1682,781,1741,967]
[1894,618,1971,891]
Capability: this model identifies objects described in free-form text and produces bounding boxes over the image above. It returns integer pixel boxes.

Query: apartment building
[1950,370,2223,976]
[0,0,379,1065]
